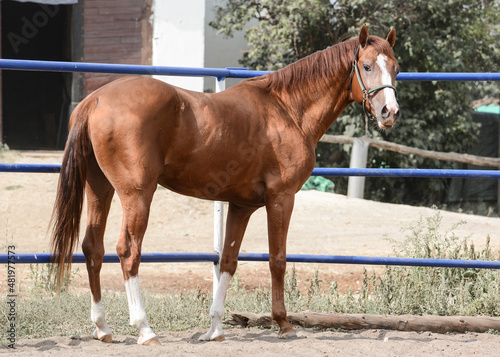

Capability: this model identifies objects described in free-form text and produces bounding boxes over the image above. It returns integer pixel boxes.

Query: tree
[211,0,500,205]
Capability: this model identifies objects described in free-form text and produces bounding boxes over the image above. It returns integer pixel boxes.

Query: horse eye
[363,64,371,72]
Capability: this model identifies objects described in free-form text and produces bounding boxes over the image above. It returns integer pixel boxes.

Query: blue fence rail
[1,252,500,269]
[1,58,500,82]
[1,59,499,270]
[2,163,500,178]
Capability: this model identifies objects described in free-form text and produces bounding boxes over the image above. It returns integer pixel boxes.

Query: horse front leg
[266,193,296,339]
[205,203,257,341]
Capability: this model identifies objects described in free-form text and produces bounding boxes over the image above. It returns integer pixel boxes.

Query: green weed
[28,263,80,294]
[4,185,22,191]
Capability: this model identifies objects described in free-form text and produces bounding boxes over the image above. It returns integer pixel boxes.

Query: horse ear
[386,27,396,48]
[359,24,369,48]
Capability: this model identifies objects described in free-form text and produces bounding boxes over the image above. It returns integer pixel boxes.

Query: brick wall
[82,0,152,97]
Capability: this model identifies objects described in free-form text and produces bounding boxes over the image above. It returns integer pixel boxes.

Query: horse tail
[50,97,97,292]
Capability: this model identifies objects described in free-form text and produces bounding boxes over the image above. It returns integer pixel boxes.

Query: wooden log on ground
[226,311,500,334]
[319,134,500,168]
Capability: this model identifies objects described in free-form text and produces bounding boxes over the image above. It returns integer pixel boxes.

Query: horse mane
[252,35,395,95]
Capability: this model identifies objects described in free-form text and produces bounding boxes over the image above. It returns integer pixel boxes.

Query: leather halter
[350,45,397,121]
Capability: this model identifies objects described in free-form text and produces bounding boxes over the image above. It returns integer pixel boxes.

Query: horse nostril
[394,108,400,120]
[381,105,389,118]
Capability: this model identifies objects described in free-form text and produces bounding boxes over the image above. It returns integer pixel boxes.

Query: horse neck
[294,79,353,145]
[272,43,356,145]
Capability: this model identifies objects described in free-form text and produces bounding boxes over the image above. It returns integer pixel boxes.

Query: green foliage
[211,0,350,70]
[211,0,500,205]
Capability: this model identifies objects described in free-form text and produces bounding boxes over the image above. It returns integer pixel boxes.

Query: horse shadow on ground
[2,327,480,353]
[179,327,480,345]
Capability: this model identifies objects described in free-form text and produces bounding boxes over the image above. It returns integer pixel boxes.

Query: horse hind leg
[81,156,115,343]
[115,183,160,346]
[205,203,257,341]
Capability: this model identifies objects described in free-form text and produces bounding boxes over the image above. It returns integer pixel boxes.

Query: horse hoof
[278,329,297,340]
[204,327,225,341]
[141,336,161,346]
[92,329,112,343]
[211,334,225,342]
[204,333,225,342]
[100,334,113,343]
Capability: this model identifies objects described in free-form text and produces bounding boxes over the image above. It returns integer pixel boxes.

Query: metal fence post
[347,139,370,199]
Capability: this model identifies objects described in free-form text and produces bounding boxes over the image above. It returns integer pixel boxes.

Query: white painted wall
[152,0,247,92]
[152,0,206,91]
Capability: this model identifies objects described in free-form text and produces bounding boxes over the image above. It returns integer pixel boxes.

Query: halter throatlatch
[350,45,397,122]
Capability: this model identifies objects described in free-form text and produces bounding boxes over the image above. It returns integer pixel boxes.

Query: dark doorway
[1,1,71,149]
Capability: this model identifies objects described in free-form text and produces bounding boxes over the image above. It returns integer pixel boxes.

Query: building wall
[152,0,206,91]
[82,0,152,97]
[80,0,247,95]
[152,0,247,92]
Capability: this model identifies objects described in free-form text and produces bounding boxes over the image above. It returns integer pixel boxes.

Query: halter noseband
[350,45,397,121]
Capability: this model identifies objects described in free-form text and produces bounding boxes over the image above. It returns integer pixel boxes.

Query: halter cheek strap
[350,45,397,121]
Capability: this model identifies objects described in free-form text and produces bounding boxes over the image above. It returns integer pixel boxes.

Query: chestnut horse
[51,25,399,345]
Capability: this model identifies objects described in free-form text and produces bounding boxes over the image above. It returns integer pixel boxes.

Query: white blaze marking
[205,271,231,340]
[125,276,157,344]
[376,54,398,110]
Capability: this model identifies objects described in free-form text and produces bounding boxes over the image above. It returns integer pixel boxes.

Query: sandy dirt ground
[5,328,500,357]
[2,151,500,355]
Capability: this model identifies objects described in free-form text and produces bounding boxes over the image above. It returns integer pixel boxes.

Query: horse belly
[158,157,266,205]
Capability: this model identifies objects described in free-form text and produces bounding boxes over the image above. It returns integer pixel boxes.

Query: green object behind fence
[301,176,335,193]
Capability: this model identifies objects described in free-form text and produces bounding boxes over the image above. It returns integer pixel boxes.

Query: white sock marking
[125,276,157,344]
[205,271,232,340]
[91,299,112,340]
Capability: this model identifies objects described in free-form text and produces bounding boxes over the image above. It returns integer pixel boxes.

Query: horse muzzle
[377,103,400,129]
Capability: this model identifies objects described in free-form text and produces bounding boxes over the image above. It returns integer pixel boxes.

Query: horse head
[351,25,400,130]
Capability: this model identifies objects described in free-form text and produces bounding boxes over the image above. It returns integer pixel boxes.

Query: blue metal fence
[1,252,500,269]
[1,59,499,270]
[1,58,500,81]
[2,163,500,179]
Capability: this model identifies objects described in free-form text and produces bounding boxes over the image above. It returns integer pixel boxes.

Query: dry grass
[2,211,499,344]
